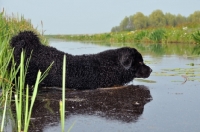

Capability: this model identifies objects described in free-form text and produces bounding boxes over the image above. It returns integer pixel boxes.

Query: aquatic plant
[0,91,8,132]
[192,30,200,54]
[134,78,156,83]
[153,66,200,82]
[14,51,52,132]
[0,9,47,99]
[0,32,18,132]
[133,30,148,42]
[60,55,66,132]
[149,29,166,43]
[192,30,200,42]
[0,10,49,132]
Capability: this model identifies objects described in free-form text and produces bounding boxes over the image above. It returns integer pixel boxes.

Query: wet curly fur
[10,31,152,89]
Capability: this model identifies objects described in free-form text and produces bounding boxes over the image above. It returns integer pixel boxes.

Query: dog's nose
[150,68,153,72]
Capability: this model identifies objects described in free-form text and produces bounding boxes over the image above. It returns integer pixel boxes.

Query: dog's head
[118,47,152,78]
[10,31,41,51]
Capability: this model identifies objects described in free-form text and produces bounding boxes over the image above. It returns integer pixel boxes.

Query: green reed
[0,91,8,132]
[14,51,53,132]
[0,10,49,131]
[149,29,166,43]
[59,55,75,132]
[0,9,48,102]
[192,31,200,54]
[60,54,66,132]
[192,30,200,44]
[133,30,148,42]
[0,33,18,132]
[0,10,74,131]
[0,10,48,46]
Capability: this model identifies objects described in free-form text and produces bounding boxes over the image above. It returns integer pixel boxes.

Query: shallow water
[6,40,200,132]
[36,40,200,132]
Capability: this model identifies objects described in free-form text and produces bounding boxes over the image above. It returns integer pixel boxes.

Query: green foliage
[192,31,200,54]
[0,10,49,132]
[111,10,200,32]
[188,11,200,23]
[60,55,66,132]
[165,13,176,26]
[47,23,200,44]
[149,10,166,28]
[0,9,49,104]
[0,39,16,104]
[133,30,148,42]
[192,30,200,44]
[0,10,48,46]
[14,51,53,132]
[0,91,8,132]
[132,12,148,30]
[175,14,187,25]
[149,29,166,42]
[119,16,132,31]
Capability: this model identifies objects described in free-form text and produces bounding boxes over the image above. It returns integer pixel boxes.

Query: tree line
[111,10,200,32]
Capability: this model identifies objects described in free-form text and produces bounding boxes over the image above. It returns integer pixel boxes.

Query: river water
[8,40,200,132]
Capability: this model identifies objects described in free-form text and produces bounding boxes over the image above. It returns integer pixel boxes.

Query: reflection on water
[29,85,152,131]
[50,39,197,56]
[79,41,196,56]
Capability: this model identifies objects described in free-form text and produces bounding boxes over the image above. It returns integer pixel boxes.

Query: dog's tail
[10,31,41,49]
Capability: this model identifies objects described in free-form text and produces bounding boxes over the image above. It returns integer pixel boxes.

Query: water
[7,40,200,132]
[44,41,200,132]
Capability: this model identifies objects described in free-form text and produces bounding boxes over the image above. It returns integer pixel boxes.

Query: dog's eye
[139,62,143,65]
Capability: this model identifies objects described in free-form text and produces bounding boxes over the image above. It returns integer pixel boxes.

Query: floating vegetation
[153,66,200,82]
[135,79,156,83]
[144,61,158,65]
[187,63,195,66]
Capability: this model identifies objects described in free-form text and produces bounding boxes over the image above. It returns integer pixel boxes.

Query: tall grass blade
[60,54,66,132]
[0,91,8,132]
[24,71,41,132]
[13,50,52,132]
[39,61,54,83]
[24,85,29,131]
[14,94,20,132]
[0,10,50,132]
[59,101,64,132]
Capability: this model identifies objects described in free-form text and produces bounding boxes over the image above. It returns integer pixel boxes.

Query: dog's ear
[118,53,133,70]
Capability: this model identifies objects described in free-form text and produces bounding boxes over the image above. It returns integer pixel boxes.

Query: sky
[0,0,200,35]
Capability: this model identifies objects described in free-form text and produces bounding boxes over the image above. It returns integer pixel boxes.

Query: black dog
[10,31,152,89]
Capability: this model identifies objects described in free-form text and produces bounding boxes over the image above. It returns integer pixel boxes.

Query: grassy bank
[0,10,70,132]
[0,9,48,104]
[0,10,48,132]
[46,23,200,44]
